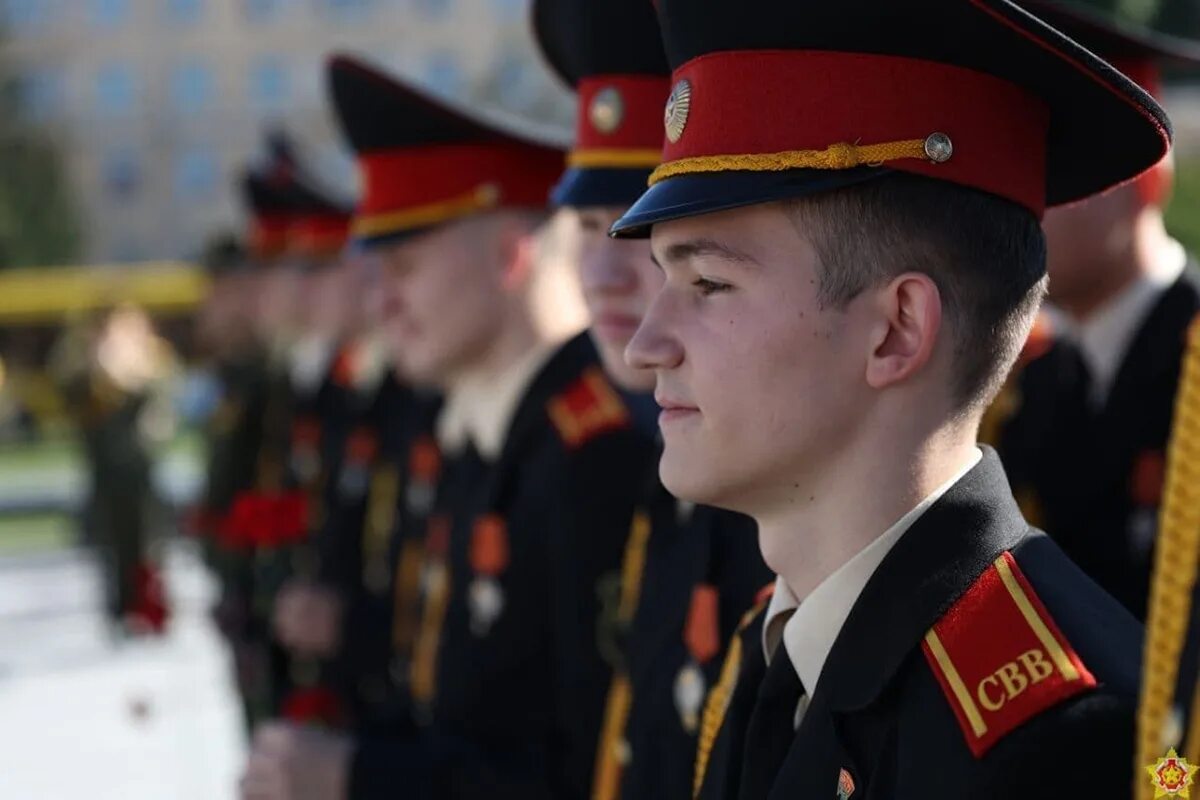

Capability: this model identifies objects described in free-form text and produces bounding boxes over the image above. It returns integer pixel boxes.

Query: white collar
[289,334,335,393]
[762,448,983,698]
[1060,240,1186,407]
[435,340,559,461]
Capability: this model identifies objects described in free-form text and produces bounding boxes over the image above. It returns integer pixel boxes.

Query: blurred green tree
[1166,157,1200,255]
[0,29,81,268]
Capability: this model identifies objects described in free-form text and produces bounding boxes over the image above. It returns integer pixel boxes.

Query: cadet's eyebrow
[652,238,760,269]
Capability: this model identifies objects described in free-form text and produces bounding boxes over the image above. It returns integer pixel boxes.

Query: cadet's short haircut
[786,173,1047,413]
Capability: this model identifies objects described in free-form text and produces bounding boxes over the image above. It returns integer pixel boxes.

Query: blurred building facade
[0,0,573,263]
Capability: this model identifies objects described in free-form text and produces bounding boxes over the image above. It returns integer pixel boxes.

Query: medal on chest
[676,583,721,733]
[406,435,441,516]
[290,417,323,486]
[468,514,510,637]
[338,426,378,500]
[1129,449,1166,557]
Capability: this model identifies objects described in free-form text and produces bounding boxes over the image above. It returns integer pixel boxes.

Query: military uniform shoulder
[545,365,633,449]
[919,545,1138,759]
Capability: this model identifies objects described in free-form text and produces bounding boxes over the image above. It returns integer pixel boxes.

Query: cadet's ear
[863,272,942,390]
[497,216,540,290]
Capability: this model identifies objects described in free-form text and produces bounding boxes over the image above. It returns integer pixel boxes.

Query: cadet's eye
[692,277,732,296]
[578,215,606,233]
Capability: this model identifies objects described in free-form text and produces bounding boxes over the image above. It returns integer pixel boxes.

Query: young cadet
[233,142,361,723]
[531,1,770,798]
[202,163,304,727]
[604,0,1173,795]
[239,55,653,800]
[995,0,1200,622]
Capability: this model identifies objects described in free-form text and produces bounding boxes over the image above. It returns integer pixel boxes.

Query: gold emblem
[1147,748,1196,797]
[589,87,624,135]
[664,79,692,143]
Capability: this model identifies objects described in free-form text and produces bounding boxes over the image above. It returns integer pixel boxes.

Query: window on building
[0,0,56,33]
[422,51,463,100]
[165,0,204,25]
[174,147,218,199]
[102,148,142,200]
[412,0,450,20]
[243,0,285,23]
[91,0,130,27]
[492,53,540,112]
[95,64,137,116]
[317,0,376,20]
[170,61,215,114]
[249,56,289,110]
[18,69,64,122]
[488,0,520,22]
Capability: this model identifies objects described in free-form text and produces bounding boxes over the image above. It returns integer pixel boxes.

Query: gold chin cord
[1137,316,1200,800]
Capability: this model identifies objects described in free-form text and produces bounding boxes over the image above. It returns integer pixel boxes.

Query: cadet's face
[575,206,662,393]
[626,203,862,513]
[302,261,351,338]
[1041,183,1136,313]
[256,264,304,340]
[376,219,505,387]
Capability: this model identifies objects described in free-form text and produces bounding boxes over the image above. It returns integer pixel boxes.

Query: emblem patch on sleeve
[921,551,1097,757]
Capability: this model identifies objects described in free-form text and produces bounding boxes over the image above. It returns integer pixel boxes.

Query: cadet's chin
[658,440,721,508]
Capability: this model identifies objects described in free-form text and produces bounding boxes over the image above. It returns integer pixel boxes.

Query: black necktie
[739,647,806,800]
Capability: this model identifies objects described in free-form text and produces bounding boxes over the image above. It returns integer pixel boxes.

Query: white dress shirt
[435,341,560,460]
[762,448,984,728]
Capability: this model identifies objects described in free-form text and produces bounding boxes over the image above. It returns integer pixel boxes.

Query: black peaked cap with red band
[609,0,1173,237]
[533,0,670,208]
[240,135,352,260]
[241,171,291,259]
[327,54,566,250]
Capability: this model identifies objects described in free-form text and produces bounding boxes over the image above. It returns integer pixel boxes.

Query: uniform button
[924,132,953,163]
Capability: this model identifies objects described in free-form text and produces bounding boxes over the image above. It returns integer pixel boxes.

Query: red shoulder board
[921,551,1097,758]
[546,366,630,449]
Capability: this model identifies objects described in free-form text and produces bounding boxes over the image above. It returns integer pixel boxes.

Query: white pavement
[0,541,247,800]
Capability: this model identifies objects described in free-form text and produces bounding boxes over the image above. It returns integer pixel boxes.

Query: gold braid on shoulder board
[1137,315,1200,800]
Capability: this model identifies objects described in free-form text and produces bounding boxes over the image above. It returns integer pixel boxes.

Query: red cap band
[355,143,564,238]
[249,214,291,258]
[572,74,670,165]
[657,50,1051,215]
[291,214,350,255]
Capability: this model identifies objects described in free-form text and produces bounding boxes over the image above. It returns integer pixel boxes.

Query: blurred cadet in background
[197,135,354,728]
[996,0,1200,622]
[239,53,652,800]
[50,302,178,637]
[531,1,770,798]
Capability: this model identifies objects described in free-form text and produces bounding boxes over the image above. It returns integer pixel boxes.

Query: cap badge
[589,86,625,135]
[664,79,692,143]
